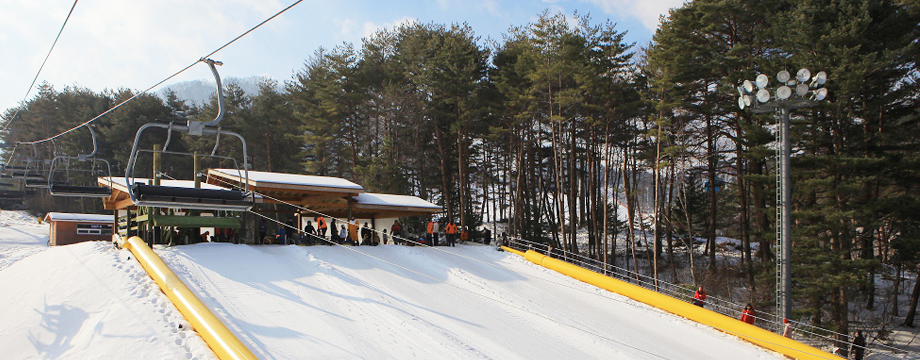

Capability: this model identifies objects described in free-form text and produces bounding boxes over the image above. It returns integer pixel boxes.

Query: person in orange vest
[740,304,755,325]
[348,218,359,245]
[426,218,435,246]
[692,286,707,307]
[315,216,328,240]
[445,221,458,247]
[460,228,469,244]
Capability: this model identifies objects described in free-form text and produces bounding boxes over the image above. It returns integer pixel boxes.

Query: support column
[779,107,792,321]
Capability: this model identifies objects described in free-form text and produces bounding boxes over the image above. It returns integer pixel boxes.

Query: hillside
[0,211,784,359]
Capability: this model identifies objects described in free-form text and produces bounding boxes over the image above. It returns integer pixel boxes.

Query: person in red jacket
[740,304,755,324]
[692,286,707,307]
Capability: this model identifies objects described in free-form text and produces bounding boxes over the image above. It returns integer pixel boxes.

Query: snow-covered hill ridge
[156,242,784,359]
[0,208,784,359]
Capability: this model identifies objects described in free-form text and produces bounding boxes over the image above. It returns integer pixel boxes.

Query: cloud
[0,0,293,111]
[583,0,684,30]
[478,0,501,17]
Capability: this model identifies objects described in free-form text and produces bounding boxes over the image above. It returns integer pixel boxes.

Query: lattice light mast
[737,68,828,324]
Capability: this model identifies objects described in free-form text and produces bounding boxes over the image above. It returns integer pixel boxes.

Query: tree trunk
[434,125,453,222]
[904,270,920,327]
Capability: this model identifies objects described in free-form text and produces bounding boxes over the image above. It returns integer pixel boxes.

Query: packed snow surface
[211,169,364,190]
[0,210,784,359]
[353,192,441,209]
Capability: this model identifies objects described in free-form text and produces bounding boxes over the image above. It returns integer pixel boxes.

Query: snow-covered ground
[0,210,788,359]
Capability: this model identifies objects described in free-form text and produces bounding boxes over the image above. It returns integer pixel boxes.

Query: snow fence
[119,236,257,360]
[507,247,843,360]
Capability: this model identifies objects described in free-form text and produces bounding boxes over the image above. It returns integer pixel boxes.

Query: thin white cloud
[583,0,684,30]
[479,0,501,17]
[361,16,418,40]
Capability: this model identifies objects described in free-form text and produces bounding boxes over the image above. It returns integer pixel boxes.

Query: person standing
[303,221,316,245]
[361,222,372,245]
[330,218,339,244]
[850,331,866,360]
[460,228,469,244]
[445,221,457,247]
[740,304,755,325]
[382,229,389,245]
[783,319,793,338]
[339,224,348,245]
[426,219,435,246]
[315,216,328,240]
[258,219,267,245]
[391,220,402,240]
[692,286,707,307]
[348,218,359,245]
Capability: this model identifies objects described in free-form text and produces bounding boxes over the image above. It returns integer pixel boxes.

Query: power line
[15,0,305,146]
[2,0,80,132]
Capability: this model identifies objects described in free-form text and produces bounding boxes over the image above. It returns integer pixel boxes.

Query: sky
[0,0,684,119]
[0,209,789,359]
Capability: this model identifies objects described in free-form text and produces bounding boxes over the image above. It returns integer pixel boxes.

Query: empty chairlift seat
[129,183,253,211]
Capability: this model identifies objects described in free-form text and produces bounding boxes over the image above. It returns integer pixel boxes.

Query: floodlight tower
[737,68,828,324]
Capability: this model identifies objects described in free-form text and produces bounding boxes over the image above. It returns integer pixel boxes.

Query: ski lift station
[97,169,441,245]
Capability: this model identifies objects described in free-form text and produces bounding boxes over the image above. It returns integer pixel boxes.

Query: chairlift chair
[48,126,113,197]
[21,148,55,189]
[124,58,254,212]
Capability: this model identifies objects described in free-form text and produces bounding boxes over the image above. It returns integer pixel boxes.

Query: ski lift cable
[249,206,843,360]
[1,0,80,132]
[206,174,680,302]
[14,0,305,146]
[209,175,874,359]
[246,209,674,360]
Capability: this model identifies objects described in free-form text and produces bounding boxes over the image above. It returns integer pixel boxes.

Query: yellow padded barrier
[501,246,525,256]
[520,250,842,360]
[120,236,257,360]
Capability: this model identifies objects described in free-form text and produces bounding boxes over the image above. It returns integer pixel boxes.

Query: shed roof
[44,212,111,223]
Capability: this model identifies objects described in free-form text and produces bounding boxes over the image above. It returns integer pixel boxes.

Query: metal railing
[501,235,913,358]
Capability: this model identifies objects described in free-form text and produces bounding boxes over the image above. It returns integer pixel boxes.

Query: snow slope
[0,209,785,359]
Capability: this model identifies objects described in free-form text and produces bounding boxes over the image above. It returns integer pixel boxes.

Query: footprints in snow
[109,246,204,360]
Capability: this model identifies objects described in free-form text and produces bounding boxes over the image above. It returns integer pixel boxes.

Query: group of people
[425,217,464,246]
[692,286,870,359]
[253,215,480,248]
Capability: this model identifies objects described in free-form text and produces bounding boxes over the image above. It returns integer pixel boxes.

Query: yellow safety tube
[501,246,525,257]
[518,250,842,360]
[119,236,257,360]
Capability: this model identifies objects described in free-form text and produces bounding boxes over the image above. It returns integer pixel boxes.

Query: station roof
[44,212,112,223]
[206,169,439,219]
[97,171,440,218]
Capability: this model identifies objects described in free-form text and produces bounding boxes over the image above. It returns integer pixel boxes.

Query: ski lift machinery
[48,125,113,197]
[124,58,254,212]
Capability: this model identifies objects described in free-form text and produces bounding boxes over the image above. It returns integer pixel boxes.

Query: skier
[692,286,707,307]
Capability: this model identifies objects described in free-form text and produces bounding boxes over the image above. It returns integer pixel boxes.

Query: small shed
[44,212,114,246]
